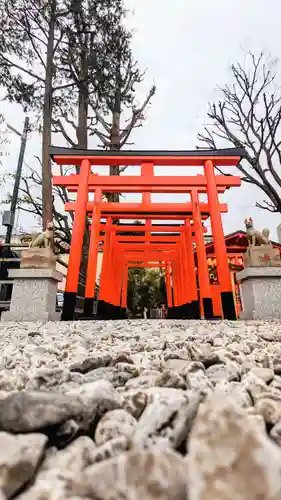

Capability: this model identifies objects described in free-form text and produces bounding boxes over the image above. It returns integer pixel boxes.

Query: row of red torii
[51,147,245,321]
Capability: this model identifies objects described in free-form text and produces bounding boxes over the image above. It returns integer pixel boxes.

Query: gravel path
[1,319,281,499]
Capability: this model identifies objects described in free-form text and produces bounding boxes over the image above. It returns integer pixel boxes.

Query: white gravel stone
[95,409,137,445]
[1,319,281,498]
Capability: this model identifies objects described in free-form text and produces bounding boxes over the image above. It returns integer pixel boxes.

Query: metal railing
[0,243,22,313]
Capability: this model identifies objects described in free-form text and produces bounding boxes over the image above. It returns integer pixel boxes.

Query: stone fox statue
[29,221,54,249]
[244,217,270,246]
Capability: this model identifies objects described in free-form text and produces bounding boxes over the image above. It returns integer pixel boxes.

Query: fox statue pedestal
[243,245,281,268]
[20,247,57,269]
[237,243,281,320]
[1,248,63,323]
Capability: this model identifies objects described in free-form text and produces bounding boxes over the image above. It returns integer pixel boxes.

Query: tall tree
[52,0,128,150]
[50,0,130,291]
[92,27,156,201]
[0,2,156,250]
[0,0,127,226]
[0,0,71,228]
[52,6,156,201]
[198,51,281,213]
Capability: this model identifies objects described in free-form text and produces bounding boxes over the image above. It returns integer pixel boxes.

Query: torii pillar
[204,160,236,320]
[191,189,214,319]
[61,159,91,321]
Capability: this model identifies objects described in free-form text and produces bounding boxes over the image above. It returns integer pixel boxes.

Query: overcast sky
[1,0,281,238]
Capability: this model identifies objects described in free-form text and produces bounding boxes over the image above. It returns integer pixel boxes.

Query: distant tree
[127,267,165,317]
[198,51,281,213]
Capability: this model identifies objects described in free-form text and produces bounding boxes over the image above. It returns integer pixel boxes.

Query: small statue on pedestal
[29,221,55,250]
[21,221,57,269]
[1,220,62,322]
[244,217,270,246]
[243,217,281,267]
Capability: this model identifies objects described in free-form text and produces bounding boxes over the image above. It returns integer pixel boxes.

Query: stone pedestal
[1,268,63,322]
[20,248,57,269]
[237,267,281,320]
[244,244,281,267]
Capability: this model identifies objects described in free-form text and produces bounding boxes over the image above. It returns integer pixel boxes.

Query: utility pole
[4,117,29,245]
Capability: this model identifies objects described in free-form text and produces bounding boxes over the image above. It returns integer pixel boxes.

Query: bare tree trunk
[76,45,90,306]
[77,86,88,149]
[42,0,56,230]
[107,85,121,203]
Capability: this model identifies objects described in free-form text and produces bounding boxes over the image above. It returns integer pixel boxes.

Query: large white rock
[0,432,47,499]
[67,379,121,415]
[18,436,96,500]
[255,392,281,425]
[0,391,94,433]
[75,449,188,500]
[133,391,200,450]
[188,391,281,500]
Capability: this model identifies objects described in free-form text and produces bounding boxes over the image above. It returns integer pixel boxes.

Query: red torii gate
[51,147,244,321]
[94,219,206,319]
[63,201,227,320]
[63,198,228,320]
[97,220,208,319]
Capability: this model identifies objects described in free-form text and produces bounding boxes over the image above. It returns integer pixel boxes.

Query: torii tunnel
[51,147,245,321]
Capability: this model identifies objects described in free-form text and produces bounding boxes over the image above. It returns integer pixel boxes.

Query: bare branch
[52,118,76,147]
[256,200,278,212]
[0,54,45,82]
[197,51,281,213]
[93,108,112,134]
[120,85,156,147]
